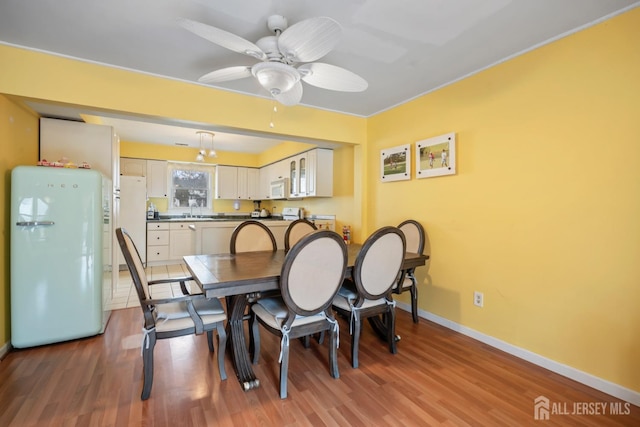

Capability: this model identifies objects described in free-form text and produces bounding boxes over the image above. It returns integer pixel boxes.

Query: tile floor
[107,263,200,310]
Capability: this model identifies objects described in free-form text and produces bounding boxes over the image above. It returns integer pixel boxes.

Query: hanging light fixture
[195,131,216,162]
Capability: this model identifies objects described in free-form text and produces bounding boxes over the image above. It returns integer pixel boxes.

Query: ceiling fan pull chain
[269,100,277,128]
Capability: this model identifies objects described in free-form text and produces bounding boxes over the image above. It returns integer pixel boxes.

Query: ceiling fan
[178,15,368,106]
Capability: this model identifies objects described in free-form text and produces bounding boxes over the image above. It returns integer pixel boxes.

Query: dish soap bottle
[147,203,154,220]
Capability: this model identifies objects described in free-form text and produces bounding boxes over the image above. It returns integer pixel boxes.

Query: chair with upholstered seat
[228,220,279,335]
[116,227,227,400]
[284,218,317,252]
[230,220,277,254]
[249,230,347,398]
[332,226,406,368]
[392,219,426,323]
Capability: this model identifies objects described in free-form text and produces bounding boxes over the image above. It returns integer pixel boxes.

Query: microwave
[270,178,289,199]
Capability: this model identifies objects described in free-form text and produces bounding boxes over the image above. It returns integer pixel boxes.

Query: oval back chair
[284,218,317,252]
[393,219,426,323]
[332,226,406,368]
[230,220,277,253]
[249,230,347,398]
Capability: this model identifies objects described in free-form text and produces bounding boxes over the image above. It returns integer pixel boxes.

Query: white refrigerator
[118,175,147,267]
[11,166,109,348]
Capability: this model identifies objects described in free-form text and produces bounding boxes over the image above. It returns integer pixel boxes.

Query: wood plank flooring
[1,265,638,426]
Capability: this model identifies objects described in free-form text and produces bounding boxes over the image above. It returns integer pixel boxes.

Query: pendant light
[195,131,216,162]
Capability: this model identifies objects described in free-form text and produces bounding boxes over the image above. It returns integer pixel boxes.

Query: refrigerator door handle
[16,221,55,226]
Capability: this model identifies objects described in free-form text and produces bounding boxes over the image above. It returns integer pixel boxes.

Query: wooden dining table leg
[367,314,401,343]
[226,294,260,391]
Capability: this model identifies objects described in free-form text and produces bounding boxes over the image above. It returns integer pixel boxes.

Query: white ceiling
[2,0,638,151]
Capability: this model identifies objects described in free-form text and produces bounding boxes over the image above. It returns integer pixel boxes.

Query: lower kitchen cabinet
[194,220,291,255]
[147,221,197,264]
[147,222,169,263]
[146,220,292,265]
[169,222,195,260]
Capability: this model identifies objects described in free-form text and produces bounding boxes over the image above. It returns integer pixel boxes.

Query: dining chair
[249,230,347,398]
[229,220,279,330]
[284,218,317,252]
[230,220,277,254]
[116,227,227,400]
[332,226,406,368]
[392,219,426,323]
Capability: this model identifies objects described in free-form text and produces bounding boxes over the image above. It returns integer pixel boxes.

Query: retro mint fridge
[11,166,108,348]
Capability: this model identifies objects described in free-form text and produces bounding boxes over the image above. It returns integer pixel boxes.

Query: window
[167,163,214,213]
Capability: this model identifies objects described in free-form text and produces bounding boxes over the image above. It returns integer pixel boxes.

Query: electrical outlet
[474,291,484,307]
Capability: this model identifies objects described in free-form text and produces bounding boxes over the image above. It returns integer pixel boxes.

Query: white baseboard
[395,302,640,407]
[0,341,11,360]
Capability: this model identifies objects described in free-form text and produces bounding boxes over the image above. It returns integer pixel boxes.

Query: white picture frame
[416,133,456,179]
[380,144,410,182]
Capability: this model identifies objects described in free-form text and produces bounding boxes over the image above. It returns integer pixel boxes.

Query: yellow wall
[0,6,638,396]
[367,8,640,391]
[0,44,367,147]
[0,96,39,346]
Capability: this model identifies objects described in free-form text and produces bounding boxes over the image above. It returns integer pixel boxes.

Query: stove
[282,207,303,221]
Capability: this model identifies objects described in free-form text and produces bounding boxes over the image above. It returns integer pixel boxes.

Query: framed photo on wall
[380,144,410,182]
[416,132,456,179]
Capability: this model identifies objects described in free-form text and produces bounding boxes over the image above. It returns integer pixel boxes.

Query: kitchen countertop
[148,217,281,223]
[147,214,335,223]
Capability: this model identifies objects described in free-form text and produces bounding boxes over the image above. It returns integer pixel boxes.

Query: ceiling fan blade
[299,63,368,92]
[272,82,303,106]
[198,66,252,84]
[178,17,267,61]
[278,17,341,63]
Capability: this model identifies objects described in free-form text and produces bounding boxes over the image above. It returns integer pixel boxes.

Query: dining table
[183,243,428,391]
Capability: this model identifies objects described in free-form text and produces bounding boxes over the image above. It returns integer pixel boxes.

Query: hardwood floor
[1,272,638,426]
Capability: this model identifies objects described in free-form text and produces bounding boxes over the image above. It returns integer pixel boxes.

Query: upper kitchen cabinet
[120,157,146,176]
[306,148,333,197]
[40,118,119,183]
[146,160,168,198]
[258,160,288,200]
[245,167,260,200]
[215,165,260,200]
[288,153,307,198]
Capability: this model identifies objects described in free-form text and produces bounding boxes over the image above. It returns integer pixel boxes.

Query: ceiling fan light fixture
[252,62,300,96]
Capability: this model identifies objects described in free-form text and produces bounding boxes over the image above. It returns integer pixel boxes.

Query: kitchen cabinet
[147,222,169,263]
[306,148,333,197]
[258,165,272,200]
[215,165,260,200]
[196,221,237,255]
[147,160,168,197]
[169,222,195,260]
[288,152,308,198]
[194,220,291,255]
[120,157,146,176]
[261,149,333,199]
[215,165,238,199]
[272,159,289,181]
[40,118,119,182]
[258,160,289,200]
[246,168,260,200]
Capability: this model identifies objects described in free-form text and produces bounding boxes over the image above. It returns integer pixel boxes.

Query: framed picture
[381,144,410,182]
[416,132,456,179]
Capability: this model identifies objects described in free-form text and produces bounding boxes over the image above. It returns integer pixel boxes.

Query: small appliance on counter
[251,200,262,218]
[282,207,304,220]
